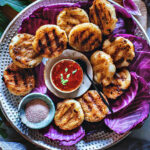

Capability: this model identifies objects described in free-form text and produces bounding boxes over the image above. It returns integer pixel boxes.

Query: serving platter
[0,0,150,149]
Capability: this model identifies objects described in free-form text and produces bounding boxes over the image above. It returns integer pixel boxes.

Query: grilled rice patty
[32,25,68,58]
[78,90,109,122]
[103,84,123,100]
[103,68,131,99]
[103,36,135,68]
[54,99,84,130]
[90,51,116,86]
[2,63,35,96]
[9,34,42,68]
[90,0,118,35]
[68,23,102,52]
[57,7,89,36]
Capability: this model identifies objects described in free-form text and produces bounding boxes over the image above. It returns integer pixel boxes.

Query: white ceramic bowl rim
[50,58,83,93]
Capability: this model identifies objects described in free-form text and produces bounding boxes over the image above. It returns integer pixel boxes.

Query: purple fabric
[108,72,138,114]
[104,75,150,134]
[44,125,85,146]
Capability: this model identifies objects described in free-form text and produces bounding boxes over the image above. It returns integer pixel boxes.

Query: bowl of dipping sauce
[18,93,55,129]
[50,59,83,93]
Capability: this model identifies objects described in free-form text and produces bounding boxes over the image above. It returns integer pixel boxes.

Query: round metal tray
[0,0,149,149]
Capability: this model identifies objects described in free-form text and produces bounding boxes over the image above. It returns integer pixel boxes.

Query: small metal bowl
[18,93,55,129]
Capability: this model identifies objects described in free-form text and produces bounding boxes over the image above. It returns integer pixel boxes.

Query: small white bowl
[44,49,93,99]
[50,59,83,93]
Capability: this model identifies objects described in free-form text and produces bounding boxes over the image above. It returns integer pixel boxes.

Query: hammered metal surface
[0,0,149,149]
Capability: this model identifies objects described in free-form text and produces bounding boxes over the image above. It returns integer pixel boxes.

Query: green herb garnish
[60,74,63,80]
[65,68,68,72]
[60,74,68,85]
[61,79,68,85]
[72,69,77,74]
[67,74,70,78]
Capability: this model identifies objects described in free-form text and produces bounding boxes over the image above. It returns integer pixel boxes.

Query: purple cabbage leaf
[18,0,136,35]
[18,3,80,35]
[105,74,150,134]
[112,5,136,35]
[31,62,47,94]
[108,72,138,114]
[123,0,141,16]
[44,124,85,146]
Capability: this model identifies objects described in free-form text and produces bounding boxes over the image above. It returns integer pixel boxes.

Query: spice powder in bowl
[25,99,49,123]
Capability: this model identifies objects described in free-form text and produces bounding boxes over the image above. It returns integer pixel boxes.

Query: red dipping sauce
[51,59,83,92]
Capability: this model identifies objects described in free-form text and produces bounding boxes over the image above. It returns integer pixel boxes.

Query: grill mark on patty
[82,97,92,112]
[52,29,60,48]
[45,33,52,54]
[45,33,51,47]
[88,92,103,113]
[3,64,35,94]
[91,38,100,47]
[20,70,27,87]
[6,68,12,74]
[109,37,116,42]
[99,4,106,22]
[111,48,120,59]
[127,59,132,63]
[73,109,79,117]
[115,58,124,66]
[53,29,65,51]
[38,40,44,54]
[13,74,18,85]
[94,5,103,30]
[10,69,33,87]
[99,3,109,25]
[62,115,74,127]
[90,13,94,21]
[107,11,111,23]
[13,47,20,54]
[31,52,41,59]
[111,45,126,59]
[61,107,72,120]
[59,41,65,49]
[79,30,86,39]
[60,104,75,125]
[15,56,24,64]
[66,21,76,26]
[5,68,34,76]
[73,35,79,44]
[69,110,78,123]
[81,33,94,46]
